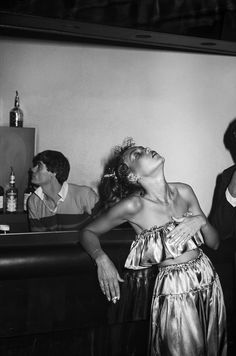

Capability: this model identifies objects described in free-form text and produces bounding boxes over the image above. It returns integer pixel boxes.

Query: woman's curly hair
[97,138,144,209]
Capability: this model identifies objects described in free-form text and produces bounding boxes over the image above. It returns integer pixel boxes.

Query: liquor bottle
[0,225,10,234]
[23,170,34,213]
[0,185,4,214]
[5,167,18,214]
[9,90,24,127]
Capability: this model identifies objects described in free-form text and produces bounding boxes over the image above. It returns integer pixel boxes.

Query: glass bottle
[5,167,18,214]
[9,91,24,127]
[0,225,10,234]
[23,170,34,213]
[0,185,4,214]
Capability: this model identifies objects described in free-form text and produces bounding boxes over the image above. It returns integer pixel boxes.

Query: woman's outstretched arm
[80,197,138,302]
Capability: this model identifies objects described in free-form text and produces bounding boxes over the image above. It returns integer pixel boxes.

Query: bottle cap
[9,167,15,183]
[15,91,19,107]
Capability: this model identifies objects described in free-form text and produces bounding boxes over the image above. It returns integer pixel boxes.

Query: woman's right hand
[95,253,124,303]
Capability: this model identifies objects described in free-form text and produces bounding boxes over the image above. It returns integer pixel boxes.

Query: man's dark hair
[33,150,70,184]
[224,118,236,162]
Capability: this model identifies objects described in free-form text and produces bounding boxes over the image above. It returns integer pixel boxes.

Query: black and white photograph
[0,1,236,355]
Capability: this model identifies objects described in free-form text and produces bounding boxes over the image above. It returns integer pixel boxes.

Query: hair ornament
[104,172,116,178]
[103,169,118,181]
[114,137,135,156]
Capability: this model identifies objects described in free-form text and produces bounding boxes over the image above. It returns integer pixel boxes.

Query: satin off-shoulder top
[125,214,204,270]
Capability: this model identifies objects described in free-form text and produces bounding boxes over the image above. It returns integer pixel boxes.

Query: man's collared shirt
[34,182,69,213]
[28,182,98,232]
[226,188,236,208]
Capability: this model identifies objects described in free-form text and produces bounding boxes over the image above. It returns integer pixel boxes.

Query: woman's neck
[142,176,172,205]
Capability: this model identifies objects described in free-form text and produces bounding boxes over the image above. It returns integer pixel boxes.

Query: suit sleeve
[209,172,236,240]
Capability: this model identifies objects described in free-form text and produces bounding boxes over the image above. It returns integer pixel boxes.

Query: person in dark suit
[209,119,236,240]
[208,118,236,355]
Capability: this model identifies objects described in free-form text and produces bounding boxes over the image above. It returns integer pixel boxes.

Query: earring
[128,172,138,183]
[137,176,142,183]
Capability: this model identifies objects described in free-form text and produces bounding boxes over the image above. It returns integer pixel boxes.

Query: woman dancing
[80,139,227,356]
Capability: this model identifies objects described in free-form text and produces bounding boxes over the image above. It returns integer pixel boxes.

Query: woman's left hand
[167,215,205,247]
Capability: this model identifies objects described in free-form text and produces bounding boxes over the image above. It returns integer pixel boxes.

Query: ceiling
[1,1,236,55]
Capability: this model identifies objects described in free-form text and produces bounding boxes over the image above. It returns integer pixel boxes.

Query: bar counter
[0,226,135,356]
[0,223,235,355]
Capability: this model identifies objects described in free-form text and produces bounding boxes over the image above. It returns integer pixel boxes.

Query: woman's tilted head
[98,138,143,207]
[98,138,164,208]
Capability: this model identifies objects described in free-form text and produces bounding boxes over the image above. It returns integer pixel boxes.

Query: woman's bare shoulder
[170,182,195,197]
[113,194,142,216]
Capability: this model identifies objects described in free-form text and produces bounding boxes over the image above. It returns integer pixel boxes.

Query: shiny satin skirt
[106,266,158,356]
[149,250,227,356]
[109,265,158,323]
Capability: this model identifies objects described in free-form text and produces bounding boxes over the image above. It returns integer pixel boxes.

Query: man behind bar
[28,150,99,232]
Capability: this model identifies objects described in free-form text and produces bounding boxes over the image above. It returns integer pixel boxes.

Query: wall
[0,35,236,214]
